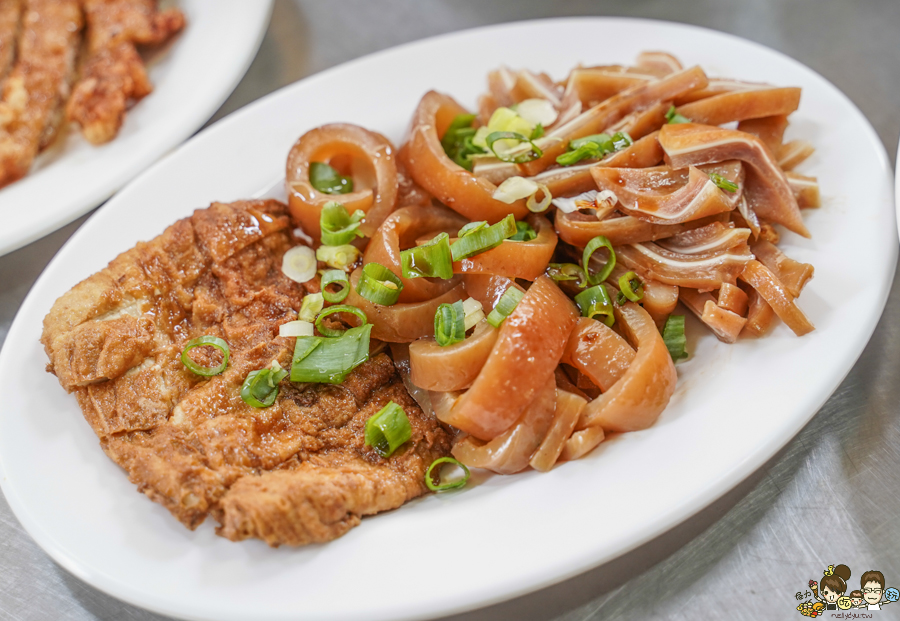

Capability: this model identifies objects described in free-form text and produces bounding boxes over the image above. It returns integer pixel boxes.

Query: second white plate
[0,0,273,256]
[0,16,895,621]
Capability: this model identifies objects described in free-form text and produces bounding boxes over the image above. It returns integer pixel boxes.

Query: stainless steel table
[2,1,899,619]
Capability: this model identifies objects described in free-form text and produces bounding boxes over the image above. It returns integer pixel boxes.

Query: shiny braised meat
[41,199,451,546]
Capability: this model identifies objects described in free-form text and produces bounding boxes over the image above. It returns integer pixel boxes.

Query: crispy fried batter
[66,0,185,144]
[0,0,81,188]
[42,200,451,546]
[0,0,23,83]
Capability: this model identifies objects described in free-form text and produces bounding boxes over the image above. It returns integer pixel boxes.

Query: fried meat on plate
[67,0,185,144]
[41,199,451,547]
[0,0,82,188]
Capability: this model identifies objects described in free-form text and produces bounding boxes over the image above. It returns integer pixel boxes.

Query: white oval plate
[0,17,894,621]
[0,0,273,256]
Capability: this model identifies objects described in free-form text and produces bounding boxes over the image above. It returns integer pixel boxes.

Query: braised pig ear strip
[44,52,825,546]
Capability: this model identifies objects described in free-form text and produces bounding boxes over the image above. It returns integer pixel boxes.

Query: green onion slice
[309,161,354,194]
[240,362,289,408]
[665,105,691,124]
[486,286,524,328]
[530,123,545,140]
[583,235,616,285]
[556,132,633,166]
[617,271,644,304]
[458,221,488,238]
[425,456,470,491]
[356,262,403,305]
[314,304,368,337]
[708,172,739,193]
[400,232,453,280]
[441,114,486,171]
[316,244,361,271]
[663,315,689,361]
[509,221,537,242]
[575,285,615,327]
[364,400,412,458]
[611,131,633,151]
[298,292,325,322]
[320,201,366,246]
[485,131,543,164]
[181,335,230,376]
[450,214,517,261]
[435,300,466,347]
[321,269,350,303]
[547,262,587,288]
[290,324,373,384]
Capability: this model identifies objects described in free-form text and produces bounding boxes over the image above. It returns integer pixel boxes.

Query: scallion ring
[400,232,453,280]
[435,300,466,347]
[575,285,615,327]
[356,262,403,305]
[450,213,517,261]
[314,304,368,337]
[485,131,543,164]
[663,315,689,361]
[547,263,587,288]
[509,221,537,242]
[240,362,289,408]
[583,235,616,286]
[290,324,372,384]
[181,335,230,377]
[665,105,691,124]
[320,201,366,246]
[309,161,354,194]
[364,401,412,458]
[708,172,739,193]
[458,221,488,238]
[298,292,324,322]
[617,271,644,303]
[321,269,350,303]
[486,286,524,328]
[425,456,470,491]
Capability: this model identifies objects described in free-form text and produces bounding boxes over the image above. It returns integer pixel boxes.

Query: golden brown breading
[0,0,23,83]
[0,0,81,188]
[42,199,451,545]
[66,0,185,144]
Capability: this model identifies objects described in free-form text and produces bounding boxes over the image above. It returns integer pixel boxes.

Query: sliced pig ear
[659,123,810,237]
[635,51,684,76]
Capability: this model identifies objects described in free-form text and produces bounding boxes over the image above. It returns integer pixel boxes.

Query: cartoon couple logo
[797,564,899,616]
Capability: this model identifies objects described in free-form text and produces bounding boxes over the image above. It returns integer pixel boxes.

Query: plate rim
[0,15,896,621]
[0,0,275,257]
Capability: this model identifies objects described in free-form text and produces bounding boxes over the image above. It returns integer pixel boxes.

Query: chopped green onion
[181,335,230,376]
[492,176,552,212]
[321,269,350,303]
[282,245,317,283]
[485,131,543,164]
[314,304,367,337]
[320,202,366,246]
[356,262,403,305]
[665,105,691,124]
[556,131,633,166]
[450,214,517,261]
[462,298,485,330]
[240,361,289,408]
[364,401,412,458]
[583,235,616,285]
[434,300,466,347]
[441,114,487,171]
[309,161,354,194]
[509,221,537,242]
[530,123,544,140]
[547,263,587,288]
[708,172,739,193]
[486,286,524,328]
[290,324,373,384]
[617,271,644,304]
[662,314,689,361]
[400,233,453,280]
[298,293,324,322]
[279,320,314,338]
[316,244,361,271]
[575,285,615,327]
[425,456,470,491]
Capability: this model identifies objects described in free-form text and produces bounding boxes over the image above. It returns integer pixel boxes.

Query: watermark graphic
[796,565,898,617]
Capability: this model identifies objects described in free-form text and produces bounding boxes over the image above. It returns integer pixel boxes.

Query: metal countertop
[2,1,899,619]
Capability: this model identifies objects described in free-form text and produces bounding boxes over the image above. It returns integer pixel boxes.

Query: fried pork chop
[0,0,82,188]
[41,199,451,546]
[0,0,23,83]
[66,0,185,144]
